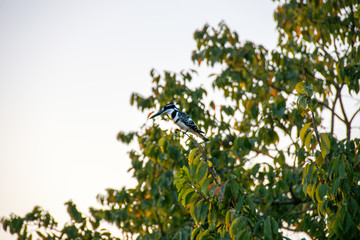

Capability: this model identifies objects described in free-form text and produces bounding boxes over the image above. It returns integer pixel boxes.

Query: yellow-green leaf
[230,217,245,239]
[300,122,312,141]
[188,148,198,164]
[158,137,166,148]
[320,133,330,157]
[199,229,210,240]
[295,81,305,94]
[182,188,195,206]
[316,155,325,165]
[193,154,201,167]
[304,130,314,151]
[315,184,323,203]
[191,227,200,240]
[196,163,208,184]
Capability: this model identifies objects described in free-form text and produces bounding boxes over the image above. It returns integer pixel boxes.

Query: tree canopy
[2,0,360,239]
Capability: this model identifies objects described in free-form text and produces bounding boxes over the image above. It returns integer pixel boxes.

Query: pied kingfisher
[149,102,209,142]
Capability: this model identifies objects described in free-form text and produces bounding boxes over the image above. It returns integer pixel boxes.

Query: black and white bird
[149,102,209,142]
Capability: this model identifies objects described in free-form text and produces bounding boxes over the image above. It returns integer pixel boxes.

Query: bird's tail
[195,131,209,142]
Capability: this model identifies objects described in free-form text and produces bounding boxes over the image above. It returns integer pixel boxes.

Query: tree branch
[330,88,340,135]
[338,85,351,139]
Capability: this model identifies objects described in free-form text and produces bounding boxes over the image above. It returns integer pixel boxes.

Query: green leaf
[344,211,352,233]
[271,218,278,234]
[339,161,346,179]
[209,184,217,197]
[201,178,212,196]
[320,198,329,215]
[66,201,83,223]
[247,197,255,213]
[230,180,239,197]
[302,181,308,195]
[237,229,251,240]
[306,163,314,183]
[235,196,245,212]
[316,183,327,203]
[264,216,272,240]
[199,202,209,224]
[230,217,245,239]
[252,164,260,176]
[196,163,208,184]
[182,188,195,206]
[332,178,340,198]
[194,199,204,222]
[297,94,308,109]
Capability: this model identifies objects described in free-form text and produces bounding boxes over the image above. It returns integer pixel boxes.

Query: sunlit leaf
[295,81,305,94]
[300,122,312,142]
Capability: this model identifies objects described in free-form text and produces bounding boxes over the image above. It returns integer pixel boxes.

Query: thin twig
[317,100,345,124]
[292,206,316,215]
[154,209,165,238]
[350,107,360,124]
[253,199,305,205]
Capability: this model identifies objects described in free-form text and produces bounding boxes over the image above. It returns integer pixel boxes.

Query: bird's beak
[149,109,164,119]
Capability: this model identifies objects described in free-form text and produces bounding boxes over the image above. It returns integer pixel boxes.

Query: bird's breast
[175,120,192,131]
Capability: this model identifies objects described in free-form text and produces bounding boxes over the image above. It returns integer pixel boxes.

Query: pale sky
[0,0,319,239]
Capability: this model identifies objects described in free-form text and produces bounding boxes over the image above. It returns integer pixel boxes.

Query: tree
[2,0,360,239]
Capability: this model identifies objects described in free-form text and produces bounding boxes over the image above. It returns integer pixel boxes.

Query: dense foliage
[2,0,360,239]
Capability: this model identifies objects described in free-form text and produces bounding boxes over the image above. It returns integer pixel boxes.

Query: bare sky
[0,0,280,239]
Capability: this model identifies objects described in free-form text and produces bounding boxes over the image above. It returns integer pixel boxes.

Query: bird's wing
[179,112,203,134]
